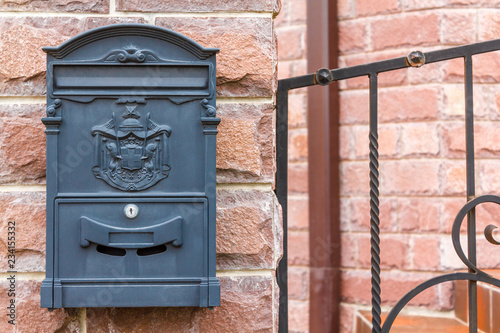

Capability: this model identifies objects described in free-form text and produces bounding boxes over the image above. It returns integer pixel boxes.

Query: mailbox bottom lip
[41,278,220,308]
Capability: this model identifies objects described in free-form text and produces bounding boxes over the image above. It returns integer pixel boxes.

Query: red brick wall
[278,1,500,332]
[0,1,282,331]
[276,0,310,332]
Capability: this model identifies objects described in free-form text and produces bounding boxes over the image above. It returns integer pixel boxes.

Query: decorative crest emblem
[91,101,171,191]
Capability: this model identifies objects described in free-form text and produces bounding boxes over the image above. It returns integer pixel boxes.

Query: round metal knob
[124,204,139,219]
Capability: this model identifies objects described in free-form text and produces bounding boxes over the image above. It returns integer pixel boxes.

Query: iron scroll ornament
[91,102,172,191]
[380,194,500,332]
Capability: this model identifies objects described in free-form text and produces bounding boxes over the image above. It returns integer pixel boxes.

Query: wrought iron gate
[276,38,500,332]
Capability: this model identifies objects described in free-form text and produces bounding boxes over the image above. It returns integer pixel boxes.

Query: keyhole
[124,204,139,219]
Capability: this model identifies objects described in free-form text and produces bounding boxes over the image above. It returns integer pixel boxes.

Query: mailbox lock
[124,204,139,219]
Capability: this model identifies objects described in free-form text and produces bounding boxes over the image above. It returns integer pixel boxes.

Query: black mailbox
[41,24,220,308]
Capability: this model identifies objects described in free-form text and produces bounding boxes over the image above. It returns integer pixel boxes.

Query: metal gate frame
[276,38,500,332]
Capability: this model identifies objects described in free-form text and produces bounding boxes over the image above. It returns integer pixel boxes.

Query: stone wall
[277,0,500,332]
[0,1,282,332]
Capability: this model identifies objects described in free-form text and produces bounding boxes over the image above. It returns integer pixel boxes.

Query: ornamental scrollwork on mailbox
[91,100,171,191]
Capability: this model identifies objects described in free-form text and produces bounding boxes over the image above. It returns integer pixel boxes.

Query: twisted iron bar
[369,131,381,333]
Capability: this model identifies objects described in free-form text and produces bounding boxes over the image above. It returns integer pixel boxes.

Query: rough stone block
[0,17,146,96]
[216,104,274,183]
[0,104,46,184]
[216,189,280,270]
[155,17,277,98]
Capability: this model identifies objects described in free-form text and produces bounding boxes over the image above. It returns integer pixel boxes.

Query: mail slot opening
[137,244,167,256]
[97,245,126,256]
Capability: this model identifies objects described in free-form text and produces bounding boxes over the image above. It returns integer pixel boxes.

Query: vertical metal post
[276,81,289,333]
[464,54,477,333]
[369,73,381,333]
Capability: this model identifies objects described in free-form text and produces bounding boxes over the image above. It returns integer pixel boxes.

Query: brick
[216,189,278,270]
[156,17,276,98]
[339,90,369,124]
[379,87,439,122]
[477,236,500,269]
[412,235,441,270]
[339,20,367,54]
[442,122,465,158]
[398,197,440,232]
[479,160,500,193]
[277,26,306,61]
[288,196,309,230]
[356,235,372,269]
[443,83,491,120]
[358,234,408,270]
[0,17,146,96]
[475,201,500,232]
[372,13,440,51]
[402,0,445,10]
[400,123,439,157]
[379,271,443,309]
[289,300,309,332]
[117,0,280,13]
[380,160,441,195]
[443,84,466,118]
[87,275,276,332]
[475,122,500,157]
[442,58,466,83]
[340,198,351,232]
[340,162,369,196]
[288,93,307,127]
[0,192,46,272]
[441,11,476,45]
[440,234,467,270]
[216,103,273,183]
[289,129,308,161]
[274,1,288,27]
[337,0,353,19]
[339,303,355,333]
[472,52,500,84]
[340,270,371,304]
[339,125,352,160]
[341,233,357,268]
[478,10,500,41]
[0,280,80,332]
[289,0,307,24]
[355,0,400,16]
[0,104,46,184]
[378,124,399,158]
[351,124,399,160]
[380,235,408,270]
[408,62,442,85]
[350,197,397,232]
[289,163,309,193]
[353,125,369,159]
[289,231,310,266]
[0,0,108,13]
[443,160,466,195]
[288,266,309,300]
[278,60,294,80]
[440,197,466,233]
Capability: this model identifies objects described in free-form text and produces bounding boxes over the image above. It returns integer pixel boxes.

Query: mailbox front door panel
[56,198,207,279]
[41,24,220,309]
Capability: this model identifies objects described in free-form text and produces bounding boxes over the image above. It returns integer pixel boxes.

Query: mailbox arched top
[42,23,220,60]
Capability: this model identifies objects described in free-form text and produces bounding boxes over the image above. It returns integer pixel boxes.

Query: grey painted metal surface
[41,24,220,309]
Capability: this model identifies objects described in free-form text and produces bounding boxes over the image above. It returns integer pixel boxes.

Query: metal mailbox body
[41,24,220,308]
